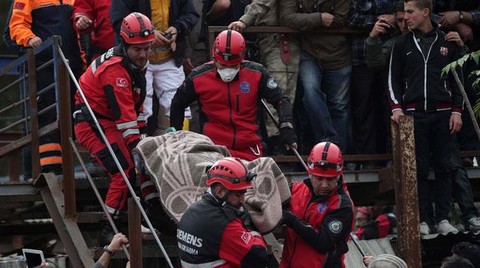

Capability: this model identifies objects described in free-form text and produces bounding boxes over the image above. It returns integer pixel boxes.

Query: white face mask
[217,67,240,82]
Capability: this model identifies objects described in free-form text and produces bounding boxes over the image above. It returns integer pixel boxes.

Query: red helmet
[206,157,256,191]
[307,142,343,177]
[120,12,155,45]
[212,30,245,66]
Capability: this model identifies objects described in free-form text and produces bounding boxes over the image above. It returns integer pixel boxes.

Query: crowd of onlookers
[5,0,480,161]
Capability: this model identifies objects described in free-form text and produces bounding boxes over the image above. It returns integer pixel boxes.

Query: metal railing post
[27,49,40,179]
[54,37,76,217]
[391,116,421,267]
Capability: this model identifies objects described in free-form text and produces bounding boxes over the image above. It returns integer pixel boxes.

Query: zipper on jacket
[413,32,439,111]
[227,83,237,149]
[236,95,240,113]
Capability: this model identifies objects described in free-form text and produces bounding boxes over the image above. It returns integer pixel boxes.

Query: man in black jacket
[388,0,463,235]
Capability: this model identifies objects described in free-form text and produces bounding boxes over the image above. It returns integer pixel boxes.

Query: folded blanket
[243,157,291,233]
[133,131,291,233]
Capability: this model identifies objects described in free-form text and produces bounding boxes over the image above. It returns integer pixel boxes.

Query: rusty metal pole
[27,49,40,179]
[55,39,76,218]
[391,116,421,267]
[128,198,142,268]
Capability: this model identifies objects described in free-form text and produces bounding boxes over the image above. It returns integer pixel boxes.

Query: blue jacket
[110,0,199,67]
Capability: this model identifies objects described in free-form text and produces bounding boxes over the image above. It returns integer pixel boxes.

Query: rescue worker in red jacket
[281,142,354,268]
[177,157,268,267]
[170,30,297,161]
[73,12,158,216]
[73,0,116,64]
[354,206,397,240]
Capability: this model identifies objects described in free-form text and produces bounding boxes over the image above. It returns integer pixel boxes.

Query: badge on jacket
[117,78,128,88]
[329,220,343,234]
[267,78,277,89]
[240,81,251,94]
[317,203,327,214]
[440,47,448,56]
[241,231,252,244]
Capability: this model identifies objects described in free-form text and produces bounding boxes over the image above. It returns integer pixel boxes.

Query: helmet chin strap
[119,40,149,70]
[208,186,230,205]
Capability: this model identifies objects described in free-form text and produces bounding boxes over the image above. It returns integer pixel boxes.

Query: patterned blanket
[133,131,291,233]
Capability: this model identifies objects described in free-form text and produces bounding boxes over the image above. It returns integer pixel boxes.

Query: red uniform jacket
[74,47,146,148]
[73,0,115,59]
[170,60,292,160]
[280,178,354,268]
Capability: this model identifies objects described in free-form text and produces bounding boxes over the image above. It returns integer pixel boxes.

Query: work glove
[240,210,258,231]
[279,126,297,149]
[282,209,297,226]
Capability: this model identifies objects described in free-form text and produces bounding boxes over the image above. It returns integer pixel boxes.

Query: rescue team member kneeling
[281,142,354,268]
[177,157,268,268]
[73,13,159,216]
[170,30,297,161]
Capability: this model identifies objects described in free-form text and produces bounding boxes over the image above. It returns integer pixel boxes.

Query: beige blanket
[133,131,291,233]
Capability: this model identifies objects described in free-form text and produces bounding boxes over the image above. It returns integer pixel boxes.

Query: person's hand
[377,14,395,25]
[369,19,391,38]
[28,37,42,48]
[320,13,335,27]
[75,15,92,31]
[153,26,177,48]
[450,113,462,134]
[445,31,464,47]
[240,210,258,231]
[455,23,473,42]
[152,30,167,48]
[439,11,461,29]
[282,209,296,226]
[228,21,247,32]
[107,233,129,252]
[390,110,404,123]
[183,57,194,74]
[279,126,298,150]
[166,26,178,51]
[165,26,178,42]
[363,255,374,266]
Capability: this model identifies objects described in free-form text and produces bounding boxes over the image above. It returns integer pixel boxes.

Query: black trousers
[409,110,454,224]
[451,137,479,221]
[350,64,389,154]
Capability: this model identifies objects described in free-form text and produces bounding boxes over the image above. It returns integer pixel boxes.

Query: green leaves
[442,50,480,119]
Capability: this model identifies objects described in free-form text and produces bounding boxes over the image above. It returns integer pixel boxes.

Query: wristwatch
[103,245,115,257]
[459,11,464,21]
